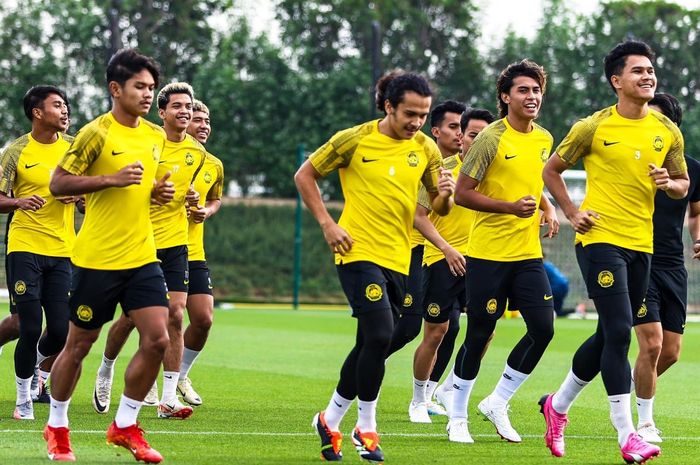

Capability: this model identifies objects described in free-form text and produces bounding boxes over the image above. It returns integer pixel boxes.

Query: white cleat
[434,385,454,416]
[408,401,432,423]
[177,377,203,406]
[477,395,522,442]
[426,400,447,416]
[143,381,159,406]
[13,400,35,420]
[92,373,113,414]
[447,418,474,443]
[637,423,663,443]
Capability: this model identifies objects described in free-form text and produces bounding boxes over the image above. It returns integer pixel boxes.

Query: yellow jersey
[0,133,75,256]
[557,106,686,253]
[461,118,553,261]
[59,112,166,270]
[150,134,206,249]
[187,152,224,261]
[310,119,442,274]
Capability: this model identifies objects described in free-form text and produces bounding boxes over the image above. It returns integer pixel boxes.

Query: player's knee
[168,309,185,329]
[144,332,169,357]
[659,346,680,367]
[192,311,213,333]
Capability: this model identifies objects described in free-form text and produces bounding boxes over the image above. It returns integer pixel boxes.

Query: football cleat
[107,421,163,464]
[33,377,51,404]
[93,373,113,414]
[177,377,202,406]
[539,393,568,457]
[637,423,663,443]
[434,384,454,416]
[44,424,76,461]
[447,418,474,443]
[351,427,384,464]
[13,400,35,420]
[477,395,521,442]
[620,432,661,464]
[157,399,193,419]
[143,382,159,407]
[408,401,432,423]
[312,411,343,461]
[426,400,447,416]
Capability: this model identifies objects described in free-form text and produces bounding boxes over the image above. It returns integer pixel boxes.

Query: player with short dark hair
[540,41,688,463]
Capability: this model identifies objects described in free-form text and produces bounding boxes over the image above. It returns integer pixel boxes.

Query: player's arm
[294,160,352,255]
[50,163,146,196]
[0,192,46,213]
[454,173,536,217]
[190,198,222,224]
[413,204,465,276]
[649,163,689,200]
[427,168,455,216]
[539,193,559,238]
[542,154,598,234]
[688,199,700,259]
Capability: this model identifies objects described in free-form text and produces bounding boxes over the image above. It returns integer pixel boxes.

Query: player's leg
[386,245,425,358]
[93,314,135,414]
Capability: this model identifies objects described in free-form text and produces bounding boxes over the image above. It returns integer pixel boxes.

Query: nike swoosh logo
[24,163,40,169]
[164,375,173,379]
[362,156,379,163]
[111,150,125,156]
[505,154,517,160]
[334,400,342,407]
[603,140,619,146]
[159,160,168,164]
[544,295,553,300]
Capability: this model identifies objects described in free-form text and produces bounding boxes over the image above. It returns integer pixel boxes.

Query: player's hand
[693,241,700,260]
[111,162,144,187]
[55,195,79,204]
[442,245,466,276]
[511,195,537,218]
[568,209,599,234]
[15,195,46,211]
[540,207,559,238]
[152,171,175,206]
[322,221,353,255]
[185,185,200,207]
[648,163,671,190]
[437,168,455,198]
[190,205,208,223]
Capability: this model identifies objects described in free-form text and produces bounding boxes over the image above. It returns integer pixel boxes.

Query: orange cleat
[106,421,163,464]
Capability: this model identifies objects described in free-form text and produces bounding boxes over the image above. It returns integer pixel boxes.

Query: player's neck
[30,125,59,144]
[505,114,533,133]
[164,125,187,143]
[437,144,454,159]
[615,98,649,120]
[110,106,140,128]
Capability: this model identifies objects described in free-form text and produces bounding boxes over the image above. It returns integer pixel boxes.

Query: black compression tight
[14,299,68,379]
[385,313,422,358]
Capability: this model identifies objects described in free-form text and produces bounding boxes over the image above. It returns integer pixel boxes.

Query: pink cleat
[539,393,568,457]
[620,432,660,464]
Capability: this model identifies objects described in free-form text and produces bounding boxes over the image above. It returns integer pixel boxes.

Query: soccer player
[92,82,206,420]
[432,107,496,413]
[448,59,558,444]
[177,99,224,406]
[45,48,173,463]
[631,92,700,443]
[0,85,75,420]
[539,41,688,463]
[408,99,468,423]
[296,70,455,463]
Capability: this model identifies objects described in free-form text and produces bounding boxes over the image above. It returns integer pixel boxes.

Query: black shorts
[466,257,553,320]
[69,262,169,330]
[157,245,189,293]
[423,258,467,324]
[188,260,213,296]
[336,261,406,318]
[575,243,650,312]
[633,266,687,334]
[7,252,72,305]
[401,245,425,316]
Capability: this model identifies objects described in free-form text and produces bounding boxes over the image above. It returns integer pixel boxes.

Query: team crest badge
[185,152,195,166]
[152,144,160,161]
[365,284,383,302]
[77,305,93,322]
[427,303,441,317]
[407,152,419,167]
[203,171,212,183]
[653,136,664,152]
[598,270,614,288]
[403,293,413,307]
[486,298,498,314]
[637,303,648,318]
[14,280,26,295]
[541,148,549,162]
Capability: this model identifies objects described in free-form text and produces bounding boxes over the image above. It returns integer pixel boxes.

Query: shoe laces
[51,428,73,454]
[180,377,193,390]
[549,408,568,439]
[123,423,151,450]
[96,377,111,397]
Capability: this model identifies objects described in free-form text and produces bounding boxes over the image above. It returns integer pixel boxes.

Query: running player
[92,82,205,420]
[44,48,173,463]
[177,99,224,406]
[297,70,455,463]
[448,59,558,444]
[0,85,75,420]
[540,41,687,463]
[631,92,700,443]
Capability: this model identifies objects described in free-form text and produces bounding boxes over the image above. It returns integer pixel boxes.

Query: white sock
[450,372,476,420]
[179,348,200,380]
[114,395,142,428]
[441,370,454,392]
[357,399,378,432]
[426,380,438,400]
[15,376,32,404]
[636,396,655,427]
[98,354,117,379]
[324,391,353,431]
[552,370,589,414]
[48,396,71,428]
[161,371,179,403]
[412,377,428,404]
[492,364,529,404]
[39,369,50,384]
[609,394,635,446]
[36,349,49,368]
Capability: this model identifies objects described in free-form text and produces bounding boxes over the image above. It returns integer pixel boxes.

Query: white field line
[1,430,700,440]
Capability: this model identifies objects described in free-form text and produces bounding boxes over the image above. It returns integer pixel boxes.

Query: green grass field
[0,306,699,464]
